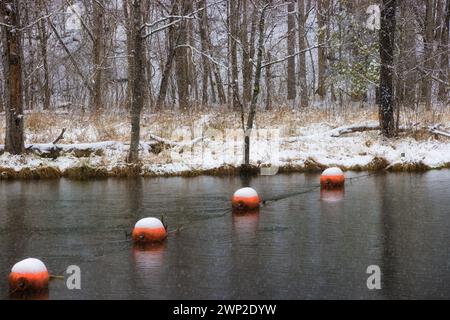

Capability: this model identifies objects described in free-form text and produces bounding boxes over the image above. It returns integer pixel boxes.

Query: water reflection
[320,188,345,203]
[9,289,49,300]
[232,209,260,235]
[133,242,166,269]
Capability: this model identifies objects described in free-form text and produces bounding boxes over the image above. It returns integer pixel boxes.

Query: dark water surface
[1,171,449,299]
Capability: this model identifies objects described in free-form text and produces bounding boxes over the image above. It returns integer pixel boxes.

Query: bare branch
[261,44,322,68]
[175,44,229,70]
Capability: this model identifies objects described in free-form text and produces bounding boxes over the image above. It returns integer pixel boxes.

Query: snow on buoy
[320,167,345,189]
[232,187,260,211]
[9,258,49,294]
[132,217,167,243]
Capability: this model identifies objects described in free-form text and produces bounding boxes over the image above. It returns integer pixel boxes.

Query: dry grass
[109,164,142,177]
[0,105,448,180]
[0,166,61,179]
[0,159,445,180]
[0,105,448,145]
[64,162,108,180]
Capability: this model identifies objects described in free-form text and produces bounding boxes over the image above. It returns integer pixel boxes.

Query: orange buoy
[132,217,167,243]
[320,167,345,189]
[9,258,49,294]
[232,187,260,211]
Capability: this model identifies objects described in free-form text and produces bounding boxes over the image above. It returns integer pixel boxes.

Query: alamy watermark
[66,265,81,290]
[366,265,382,290]
[366,5,381,31]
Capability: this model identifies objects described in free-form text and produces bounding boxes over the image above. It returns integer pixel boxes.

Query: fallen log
[149,133,204,147]
[329,124,381,137]
[148,133,206,154]
[286,123,381,142]
[287,122,414,142]
[428,125,450,138]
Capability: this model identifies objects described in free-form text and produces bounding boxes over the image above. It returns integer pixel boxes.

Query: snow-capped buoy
[320,167,345,189]
[9,258,49,294]
[132,217,167,243]
[320,188,345,202]
[232,187,260,211]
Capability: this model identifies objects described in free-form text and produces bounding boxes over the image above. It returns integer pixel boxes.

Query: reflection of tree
[379,173,450,299]
[2,182,27,271]
[378,175,397,299]
[126,177,143,221]
[239,174,252,188]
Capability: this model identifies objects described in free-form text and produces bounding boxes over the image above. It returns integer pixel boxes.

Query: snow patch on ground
[1,115,449,176]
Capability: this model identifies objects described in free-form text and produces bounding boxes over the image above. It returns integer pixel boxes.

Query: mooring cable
[261,171,381,205]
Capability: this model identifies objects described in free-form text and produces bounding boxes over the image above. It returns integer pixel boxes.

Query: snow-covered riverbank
[0,109,449,179]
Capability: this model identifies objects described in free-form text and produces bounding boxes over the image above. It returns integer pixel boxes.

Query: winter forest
[0,0,449,177]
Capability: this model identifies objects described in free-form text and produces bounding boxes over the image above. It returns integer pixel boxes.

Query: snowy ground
[0,107,449,178]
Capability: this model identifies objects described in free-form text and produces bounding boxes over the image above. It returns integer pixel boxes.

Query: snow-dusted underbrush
[0,107,449,179]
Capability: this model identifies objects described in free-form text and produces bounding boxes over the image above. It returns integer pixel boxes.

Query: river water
[1,171,449,299]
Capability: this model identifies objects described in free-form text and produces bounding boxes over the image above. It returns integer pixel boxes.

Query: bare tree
[265,52,273,110]
[229,0,240,110]
[297,0,308,108]
[123,0,134,110]
[198,0,211,105]
[438,0,450,101]
[243,1,270,167]
[379,0,396,138]
[174,0,192,109]
[422,0,434,110]
[127,0,145,163]
[286,0,296,104]
[91,0,105,111]
[1,0,25,154]
[241,1,258,105]
[156,2,178,109]
[317,0,328,99]
[38,0,50,110]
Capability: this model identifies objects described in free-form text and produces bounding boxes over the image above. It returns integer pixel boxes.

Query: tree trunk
[438,0,450,101]
[230,0,240,110]
[156,2,179,109]
[244,2,268,165]
[422,0,434,110]
[397,1,418,108]
[1,0,25,154]
[198,0,210,106]
[286,0,296,103]
[241,1,257,105]
[38,0,50,110]
[127,0,144,163]
[123,1,134,110]
[317,0,328,99]
[174,0,192,109]
[379,0,397,138]
[297,0,308,108]
[91,0,104,111]
[265,52,273,111]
